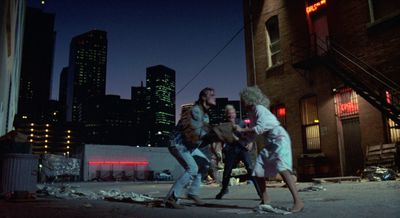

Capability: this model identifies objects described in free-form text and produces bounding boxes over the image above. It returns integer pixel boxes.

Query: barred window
[300,96,321,152]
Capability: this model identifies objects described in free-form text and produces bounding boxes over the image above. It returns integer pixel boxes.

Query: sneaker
[187,194,205,205]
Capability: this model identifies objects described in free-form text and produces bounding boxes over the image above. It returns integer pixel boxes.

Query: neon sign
[386,91,392,104]
[339,102,358,116]
[89,161,149,165]
[306,0,327,14]
[277,107,286,117]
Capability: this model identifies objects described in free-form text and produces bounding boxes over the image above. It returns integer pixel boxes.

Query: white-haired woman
[235,86,304,213]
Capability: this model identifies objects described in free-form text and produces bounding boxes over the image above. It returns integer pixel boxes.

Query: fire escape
[290,34,400,127]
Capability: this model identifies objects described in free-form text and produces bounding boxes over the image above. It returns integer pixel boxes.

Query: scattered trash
[257,204,292,215]
[362,166,396,181]
[298,185,326,192]
[99,189,154,202]
[82,202,92,208]
[41,154,80,177]
[218,209,254,214]
[37,185,155,203]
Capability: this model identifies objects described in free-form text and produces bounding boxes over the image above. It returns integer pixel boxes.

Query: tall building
[0,0,25,136]
[58,67,68,122]
[66,30,107,123]
[84,95,135,145]
[209,98,241,125]
[18,7,55,122]
[14,120,82,156]
[131,82,150,146]
[243,0,400,179]
[146,65,176,147]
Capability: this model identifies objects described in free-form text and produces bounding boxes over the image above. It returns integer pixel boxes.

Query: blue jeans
[166,143,209,200]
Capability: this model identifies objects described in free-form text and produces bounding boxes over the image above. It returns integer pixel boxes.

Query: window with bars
[271,104,286,127]
[334,87,359,118]
[300,96,321,152]
[265,15,282,67]
[388,119,400,143]
[385,90,400,142]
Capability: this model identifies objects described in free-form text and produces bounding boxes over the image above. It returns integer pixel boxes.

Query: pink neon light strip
[88,161,149,165]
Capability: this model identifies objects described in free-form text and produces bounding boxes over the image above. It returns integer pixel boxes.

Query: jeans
[220,145,261,196]
[166,143,209,199]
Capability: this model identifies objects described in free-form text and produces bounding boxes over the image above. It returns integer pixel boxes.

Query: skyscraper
[58,67,68,122]
[146,65,176,147]
[18,7,55,122]
[131,82,150,146]
[66,30,107,123]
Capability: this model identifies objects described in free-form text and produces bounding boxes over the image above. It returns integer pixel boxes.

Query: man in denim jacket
[165,87,216,209]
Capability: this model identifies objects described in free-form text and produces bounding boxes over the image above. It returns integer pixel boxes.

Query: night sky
[27,0,247,120]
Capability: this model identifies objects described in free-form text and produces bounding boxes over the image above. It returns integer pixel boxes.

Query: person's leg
[255,176,270,204]
[165,145,198,205]
[216,147,237,199]
[239,149,262,198]
[186,148,209,204]
[279,170,304,212]
[253,149,270,204]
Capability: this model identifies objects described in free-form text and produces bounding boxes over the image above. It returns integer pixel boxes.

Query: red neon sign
[277,107,286,117]
[244,119,251,124]
[386,91,392,104]
[339,102,358,116]
[89,161,149,165]
[306,0,327,14]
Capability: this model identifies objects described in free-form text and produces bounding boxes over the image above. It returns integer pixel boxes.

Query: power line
[176,26,244,96]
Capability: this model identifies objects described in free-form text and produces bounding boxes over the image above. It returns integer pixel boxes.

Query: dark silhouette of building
[14,119,82,156]
[146,65,176,147]
[18,7,55,122]
[209,98,241,125]
[58,67,68,122]
[66,30,107,123]
[83,95,135,145]
[131,82,150,146]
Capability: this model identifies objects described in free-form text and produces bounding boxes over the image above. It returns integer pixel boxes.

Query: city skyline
[27,0,247,121]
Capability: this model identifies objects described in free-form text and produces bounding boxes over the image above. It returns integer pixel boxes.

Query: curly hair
[239,86,270,108]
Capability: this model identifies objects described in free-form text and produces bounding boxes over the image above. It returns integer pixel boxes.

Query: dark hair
[197,87,214,103]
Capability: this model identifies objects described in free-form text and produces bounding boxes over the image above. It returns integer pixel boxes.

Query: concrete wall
[83,144,184,181]
[0,0,25,136]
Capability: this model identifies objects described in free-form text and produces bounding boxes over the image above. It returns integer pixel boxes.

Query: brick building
[243,0,400,179]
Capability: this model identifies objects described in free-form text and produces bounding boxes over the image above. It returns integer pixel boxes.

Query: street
[1,180,399,218]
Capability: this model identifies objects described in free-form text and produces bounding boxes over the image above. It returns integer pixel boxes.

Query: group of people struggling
[164,86,304,213]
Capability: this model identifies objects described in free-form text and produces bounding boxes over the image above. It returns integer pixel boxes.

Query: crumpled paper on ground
[362,166,396,181]
[257,204,292,215]
[38,184,154,202]
[298,185,326,192]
